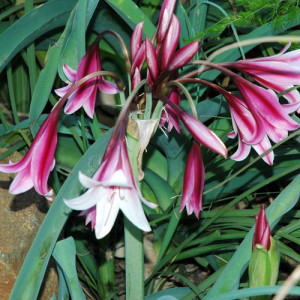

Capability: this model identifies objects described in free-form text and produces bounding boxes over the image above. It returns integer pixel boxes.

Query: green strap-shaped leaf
[58,0,100,80]
[206,286,300,300]
[0,0,78,73]
[205,175,300,298]
[29,0,100,126]
[56,264,69,300]
[105,0,156,37]
[10,130,112,300]
[52,237,86,300]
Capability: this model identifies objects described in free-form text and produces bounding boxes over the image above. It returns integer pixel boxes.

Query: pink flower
[180,142,204,218]
[0,101,63,199]
[229,78,299,164]
[64,129,157,239]
[253,206,271,251]
[223,91,274,165]
[224,44,300,113]
[55,42,118,118]
[160,87,181,133]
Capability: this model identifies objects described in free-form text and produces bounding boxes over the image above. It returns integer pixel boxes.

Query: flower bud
[248,207,280,300]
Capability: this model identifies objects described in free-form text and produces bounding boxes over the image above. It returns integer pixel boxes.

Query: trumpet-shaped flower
[234,78,298,133]
[64,134,157,239]
[180,142,204,218]
[223,90,274,165]
[0,101,63,199]
[228,78,299,164]
[55,42,118,118]
[223,44,300,113]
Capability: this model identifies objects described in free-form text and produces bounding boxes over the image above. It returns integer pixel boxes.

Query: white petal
[79,171,102,188]
[119,190,151,232]
[103,169,131,188]
[94,191,120,239]
[64,187,101,210]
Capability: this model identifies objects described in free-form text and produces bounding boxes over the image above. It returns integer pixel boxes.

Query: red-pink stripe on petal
[264,122,288,143]
[161,15,180,70]
[227,131,237,139]
[145,38,159,82]
[131,21,144,60]
[235,79,299,131]
[9,165,34,195]
[252,136,274,165]
[131,42,146,75]
[167,41,200,71]
[64,83,97,114]
[0,153,31,173]
[132,67,141,91]
[98,79,119,94]
[31,111,59,197]
[230,135,252,161]
[75,43,100,95]
[253,206,271,250]
[180,142,204,218]
[164,88,181,133]
[235,61,300,85]
[157,0,177,43]
[54,84,73,98]
[249,75,300,114]
[180,111,227,158]
[63,64,77,82]
[282,102,300,114]
[83,86,98,119]
[225,93,263,144]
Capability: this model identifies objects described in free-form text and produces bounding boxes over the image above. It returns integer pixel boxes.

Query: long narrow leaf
[0,0,77,72]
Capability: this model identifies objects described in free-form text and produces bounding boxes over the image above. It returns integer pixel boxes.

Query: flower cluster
[0,0,299,239]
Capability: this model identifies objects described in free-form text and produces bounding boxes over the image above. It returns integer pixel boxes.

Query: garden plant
[0,0,300,299]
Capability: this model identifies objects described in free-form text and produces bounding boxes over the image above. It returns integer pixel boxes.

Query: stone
[0,150,58,299]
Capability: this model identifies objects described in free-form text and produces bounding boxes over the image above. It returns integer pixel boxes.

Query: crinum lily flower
[222,43,300,113]
[0,100,64,199]
[64,120,157,239]
[55,41,118,118]
[221,89,274,165]
[180,142,204,218]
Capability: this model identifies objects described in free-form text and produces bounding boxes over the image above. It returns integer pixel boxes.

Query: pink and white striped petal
[157,0,177,43]
[161,15,180,70]
[167,41,200,71]
[131,21,144,60]
[63,64,77,82]
[145,38,159,82]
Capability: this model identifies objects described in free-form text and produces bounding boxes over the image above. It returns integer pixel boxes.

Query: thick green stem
[124,132,145,299]
[125,218,144,300]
